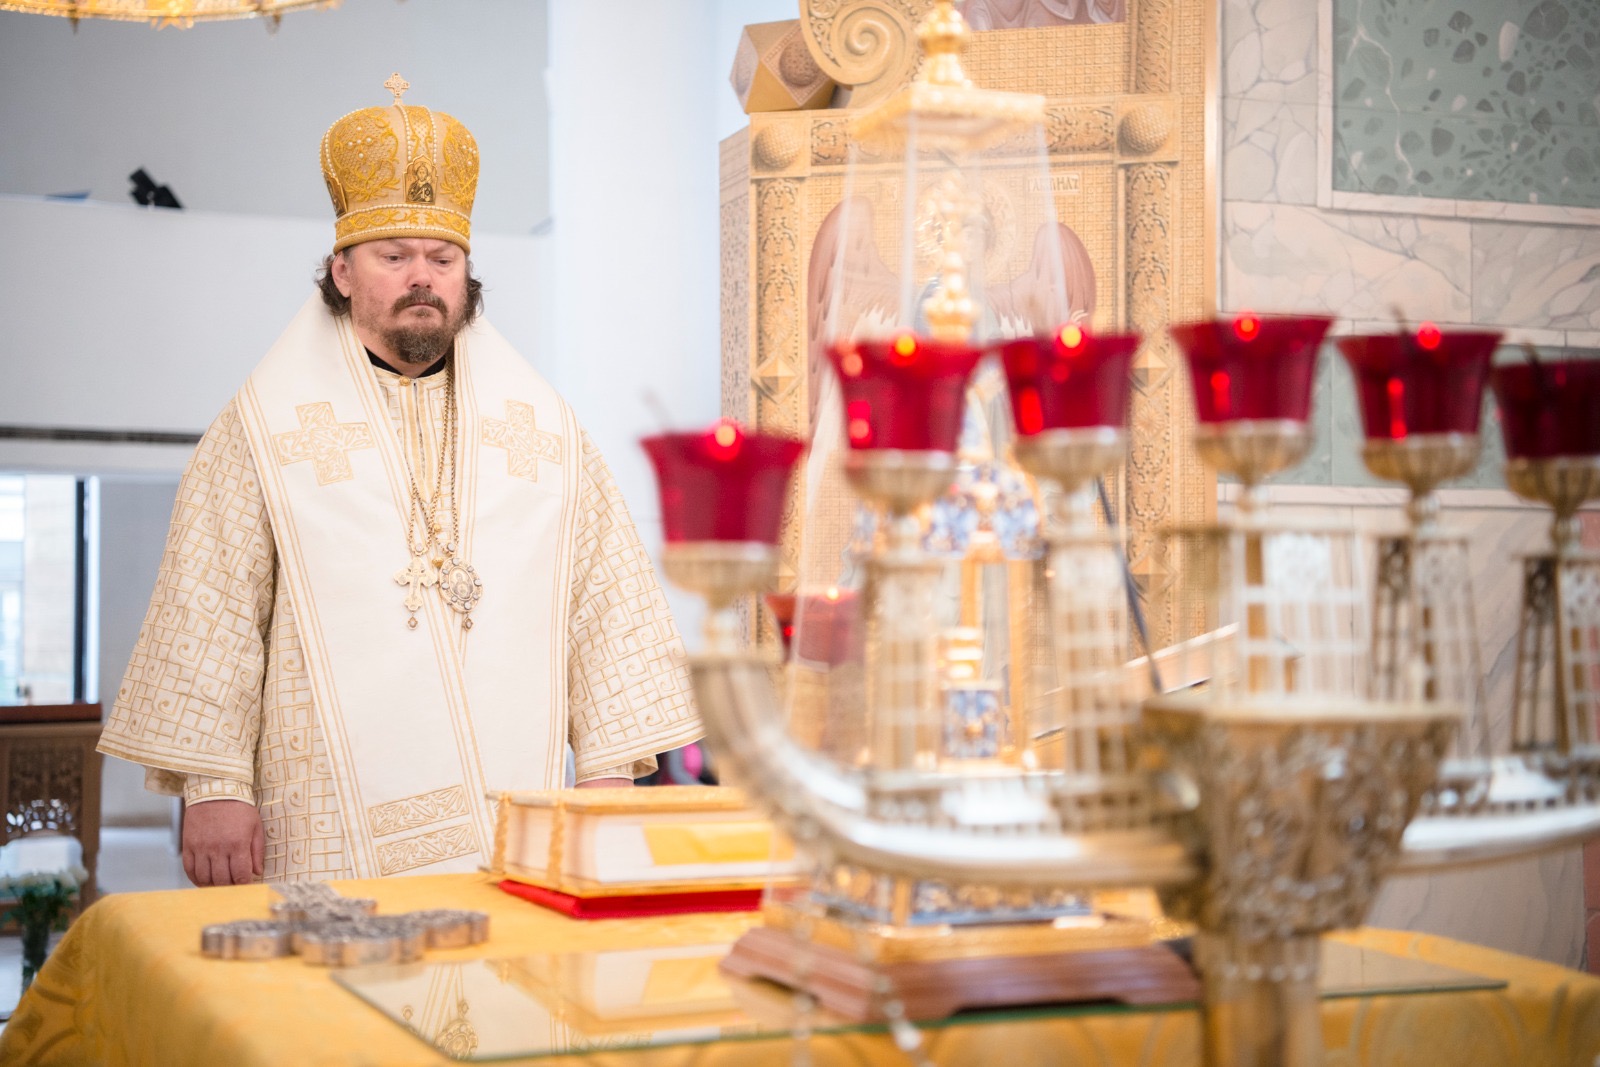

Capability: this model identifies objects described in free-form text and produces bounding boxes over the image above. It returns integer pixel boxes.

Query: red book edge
[497,879,764,919]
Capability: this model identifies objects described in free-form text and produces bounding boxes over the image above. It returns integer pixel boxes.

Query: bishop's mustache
[393,291,448,314]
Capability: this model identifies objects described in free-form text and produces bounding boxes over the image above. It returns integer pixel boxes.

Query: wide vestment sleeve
[565,430,702,780]
[98,400,274,792]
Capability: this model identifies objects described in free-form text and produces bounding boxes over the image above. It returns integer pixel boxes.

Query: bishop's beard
[380,290,467,364]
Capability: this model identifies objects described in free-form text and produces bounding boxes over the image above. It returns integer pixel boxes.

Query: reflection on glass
[333,939,1504,1062]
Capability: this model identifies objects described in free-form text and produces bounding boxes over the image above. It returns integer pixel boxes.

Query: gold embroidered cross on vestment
[272,402,375,486]
[482,400,564,483]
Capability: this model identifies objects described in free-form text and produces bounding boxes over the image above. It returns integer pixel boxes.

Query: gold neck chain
[390,355,483,631]
[400,359,456,560]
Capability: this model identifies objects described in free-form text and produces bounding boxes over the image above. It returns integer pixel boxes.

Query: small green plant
[1,866,86,991]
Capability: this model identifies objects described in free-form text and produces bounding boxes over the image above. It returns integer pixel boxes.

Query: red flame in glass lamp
[1491,359,1600,551]
[998,327,1140,514]
[827,333,983,518]
[642,422,804,619]
[1337,326,1501,528]
[1169,313,1335,504]
[764,593,797,661]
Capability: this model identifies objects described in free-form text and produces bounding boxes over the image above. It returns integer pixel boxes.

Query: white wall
[544,0,800,646]
[0,0,550,232]
[0,195,548,462]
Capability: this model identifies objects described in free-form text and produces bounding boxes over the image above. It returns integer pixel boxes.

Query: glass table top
[332,937,1506,1062]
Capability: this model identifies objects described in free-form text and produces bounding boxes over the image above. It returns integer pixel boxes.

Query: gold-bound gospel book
[492,786,801,896]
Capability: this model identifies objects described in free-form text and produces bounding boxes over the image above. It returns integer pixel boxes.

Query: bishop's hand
[183,799,265,887]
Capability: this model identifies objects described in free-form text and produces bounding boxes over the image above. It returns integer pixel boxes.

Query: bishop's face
[333,237,470,369]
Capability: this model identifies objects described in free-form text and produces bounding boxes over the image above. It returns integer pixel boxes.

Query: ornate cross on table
[394,555,438,630]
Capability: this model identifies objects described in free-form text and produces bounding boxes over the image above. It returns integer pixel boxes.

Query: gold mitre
[320,73,479,253]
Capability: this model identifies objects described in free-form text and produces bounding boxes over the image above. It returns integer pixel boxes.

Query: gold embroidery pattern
[399,104,437,165]
[333,206,471,248]
[323,110,401,206]
[376,824,478,876]
[367,785,471,837]
[437,114,479,214]
[105,403,270,777]
[482,401,564,483]
[272,402,375,486]
[256,592,351,882]
[321,86,478,252]
[566,432,701,778]
[104,402,354,882]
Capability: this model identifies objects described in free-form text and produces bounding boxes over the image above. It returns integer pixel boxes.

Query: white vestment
[101,296,700,880]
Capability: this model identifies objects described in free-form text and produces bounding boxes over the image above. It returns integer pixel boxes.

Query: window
[0,474,88,706]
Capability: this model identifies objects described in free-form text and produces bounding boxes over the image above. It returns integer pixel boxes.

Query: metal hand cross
[394,554,438,626]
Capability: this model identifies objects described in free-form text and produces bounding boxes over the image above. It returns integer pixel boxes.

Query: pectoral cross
[394,554,438,630]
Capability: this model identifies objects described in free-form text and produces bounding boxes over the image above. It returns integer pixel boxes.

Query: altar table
[2,872,1597,1066]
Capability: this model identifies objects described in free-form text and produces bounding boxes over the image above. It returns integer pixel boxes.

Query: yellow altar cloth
[2,872,1597,1066]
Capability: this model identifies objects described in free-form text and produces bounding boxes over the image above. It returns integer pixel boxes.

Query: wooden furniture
[0,706,103,906]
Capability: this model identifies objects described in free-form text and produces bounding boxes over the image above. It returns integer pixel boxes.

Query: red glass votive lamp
[998,325,1141,499]
[642,422,804,545]
[1170,313,1334,425]
[998,325,1141,436]
[827,334,983,452]
[827,333,983,518]
[642,422,804,613]
[1169,313,1335,490]
[1338,325,1501,519]
[1491,360,1600,461]
[1491,358,1600,549]
[1337,326,1500,442]
[794,587,862,667]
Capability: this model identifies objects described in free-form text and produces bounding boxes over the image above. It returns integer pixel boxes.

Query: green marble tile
[1332,0,1600,209]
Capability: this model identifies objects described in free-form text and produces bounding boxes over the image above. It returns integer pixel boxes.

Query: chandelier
[0,0,340,29]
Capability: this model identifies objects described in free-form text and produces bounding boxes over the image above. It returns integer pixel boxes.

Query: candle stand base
[719,922,1198,1023]
[1197,932,1322,1067]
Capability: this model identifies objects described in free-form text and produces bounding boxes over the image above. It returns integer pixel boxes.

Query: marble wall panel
[1472,221,1600,330]
[1224,202,1473,322]
[1225,98,1319,205]
[1330,0,1600,211]
[1221,0,1320,104]
[1368,850,1586,969]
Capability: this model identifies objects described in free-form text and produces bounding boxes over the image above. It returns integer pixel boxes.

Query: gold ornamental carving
[726,1,1217,656]
[1132,0,1177,94]
[732,20,838,114]
[1047,104,1116,152]
[1119,101,1173,155]
[753,124,808,171]
[799,0,935,107]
